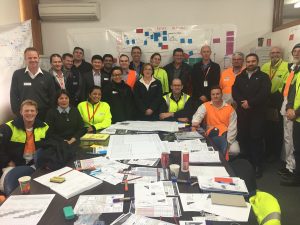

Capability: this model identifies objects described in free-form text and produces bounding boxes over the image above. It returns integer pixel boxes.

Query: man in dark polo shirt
[72,47,92,75]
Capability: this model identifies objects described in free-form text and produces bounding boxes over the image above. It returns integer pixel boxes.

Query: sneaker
[278,167,292,176]
[280,174,300,186]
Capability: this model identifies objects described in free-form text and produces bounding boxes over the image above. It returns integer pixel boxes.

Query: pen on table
[124,179,128,191]
[58,169,74,177]
[126,176,143,182]
[113,197,134,203]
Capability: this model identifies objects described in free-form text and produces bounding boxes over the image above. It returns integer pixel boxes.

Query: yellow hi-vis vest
[294,72,300,122]
[163,93,190,113]
[6,121,48,143]
[250,191,281,225]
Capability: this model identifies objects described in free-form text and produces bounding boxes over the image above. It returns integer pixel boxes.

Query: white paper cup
[18,176,31,194]
[169,164,180,177]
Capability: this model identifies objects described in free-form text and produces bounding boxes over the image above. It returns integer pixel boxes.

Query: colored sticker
[180,38,185,43]
[188,51,193,56]
[126,40,130,45]
[150,34,154,39]
[266,38,271,46]
[226,36,234,42]
[145,31,150,36]
[132,39,136,44]
[226,31,234,36]
[188,38,192,44]
[163,31,167,35]
[289,34,294,41]
[163,36,168,41]
[144,40,148,45]
[213,38,221,43]
[158,42,162,47]
[136,28,143,33]
[154,36,159,42]
[226,42,234,55]
[162,44,168,49]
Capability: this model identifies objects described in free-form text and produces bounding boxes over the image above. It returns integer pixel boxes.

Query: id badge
[204,80,208,87]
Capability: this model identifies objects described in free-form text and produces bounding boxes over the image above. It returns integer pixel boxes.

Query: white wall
[0,0,20,25]
[40,0,274,60]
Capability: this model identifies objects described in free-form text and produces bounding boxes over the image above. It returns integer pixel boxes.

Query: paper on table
[127,158,160,167]
[135,182,167,207]
[162,181,179,196]
[111,213,174,225]
[179,193,210,211]
[0,194,55,225]
[164,139,204,152]
[180,219,206,225]
[34,167,102,199]
[193,215,232,222]
[109,121,179,132]
[74,156,129,171]
[189,166,229,177]
[74,194,124,214]
[107,134,166,160]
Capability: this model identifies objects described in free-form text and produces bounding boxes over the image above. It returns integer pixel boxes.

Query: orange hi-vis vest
[219,67,243,94]
[283,70,296,97]
[126,70,137,89]
[204,101,234,136]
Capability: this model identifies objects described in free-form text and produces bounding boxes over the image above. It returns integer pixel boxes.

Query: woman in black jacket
[133,63,163,121]
[102,66,136,123]
[45,90,85,146]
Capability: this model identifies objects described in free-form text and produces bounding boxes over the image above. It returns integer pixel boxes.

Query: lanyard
[269,60,282,80]
[203,66,211,81]
[86,102,100,122]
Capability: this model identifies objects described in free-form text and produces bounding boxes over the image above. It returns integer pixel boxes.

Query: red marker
[124,179,128,192]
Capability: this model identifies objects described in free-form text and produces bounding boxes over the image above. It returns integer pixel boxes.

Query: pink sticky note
[226,31,234,36]
[213,38,221,43]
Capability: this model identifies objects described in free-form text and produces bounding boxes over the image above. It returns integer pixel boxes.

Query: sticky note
[180,38,185,43]
[226,36,234,42]
[226,31,234,36]
[144,40,148,45]
[188,38,192,44]
[289,34,294,41]
[213,38,221,43]
[154,36,159,42]
[162,44,168,50]
[126,40,130,45]
[63,206,75,220]
[145,31,149,36]
[150,34,154,39]
[163,31,167,35]
[136,28,143,33]
[132,39,136,44]
[163,36,168,41]
[158,42,162,47]
[188,51,193,56]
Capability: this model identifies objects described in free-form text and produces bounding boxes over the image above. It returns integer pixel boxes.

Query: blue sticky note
[150,34,154,39]
[163,31,167,35]
[189,51,193,56]
[180,38,185,43]
[188,38,192,44]
[126,40,130,45]
[163,36,167,41]
[158,42,162,47]
[145,31,149,36]
[144,40,147,45]
[132,39,136,44]
[154,32,160,38]
[154,36,159,42]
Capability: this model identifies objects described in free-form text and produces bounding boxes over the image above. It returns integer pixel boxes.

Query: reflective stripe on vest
[261,212,281,225]
[6,121,48,143]
[164,93,189,112]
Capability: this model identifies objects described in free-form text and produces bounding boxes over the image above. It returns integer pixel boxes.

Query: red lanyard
[86,102,100,122]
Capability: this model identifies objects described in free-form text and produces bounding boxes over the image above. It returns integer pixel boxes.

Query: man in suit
[82,55,110,99]
[10,47,55,120]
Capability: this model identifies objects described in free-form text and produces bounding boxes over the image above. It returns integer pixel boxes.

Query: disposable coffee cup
[18,176,31,194]
[169,164,180,177]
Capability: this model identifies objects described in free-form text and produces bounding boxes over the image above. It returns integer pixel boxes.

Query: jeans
[209,131,228,155]
[4,166,35,196]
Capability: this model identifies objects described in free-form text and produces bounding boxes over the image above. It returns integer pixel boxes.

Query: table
[11,131,257,225]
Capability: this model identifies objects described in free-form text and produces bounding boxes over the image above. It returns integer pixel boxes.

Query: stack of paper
[0,194,55,225]
[197,176,249,195]
[74,194,124,214]
[80,133,110,141]
[109,121,179,132]
[34,167,103,199]
[189,166,229,178]
[128,167,169,183]
[175,131,204,141]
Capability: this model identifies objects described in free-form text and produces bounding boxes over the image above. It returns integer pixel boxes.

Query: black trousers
[293,121,300,175]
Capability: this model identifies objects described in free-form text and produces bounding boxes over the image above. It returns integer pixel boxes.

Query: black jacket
[10,68,56,115]
[82,71,111,100]
[73,60,92,75]
[64,67,84,106]
[164,62,192,94]
[191,61,220,99]
[232,68,271,138]
[102,81,136,123]
[133,79,163,121]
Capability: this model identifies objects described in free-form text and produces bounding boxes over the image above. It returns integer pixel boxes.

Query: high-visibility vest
[203,102,234,136]
[163,93,190,113]
[294,72,300,122]
[126,70,137,89]
[219,67,243,94]
[250,191,281,225]
[6,121,48,143]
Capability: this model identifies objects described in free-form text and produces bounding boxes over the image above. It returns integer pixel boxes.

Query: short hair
[111,66,122,74]
[173,48,184,56]
[246,53,259,62]
[103,54,114,61]
[50,53,62,63]
[55,89,70,105]
[73,47,84,54]
[141,63,154,76]
[150,52,161,60]
[89,85,101,95]
[131,46,142,53]
[20,99,38,111]
[24,47,38,55]
[62,53,73,60]
[171,78,183,85]
[119,54,129,60]
[232,52,244,59]
[91,55,103,62]
[200,45,211,52]
[210,85,222,93]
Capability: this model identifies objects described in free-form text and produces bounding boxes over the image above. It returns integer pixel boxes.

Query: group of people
[1,42,300,197]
